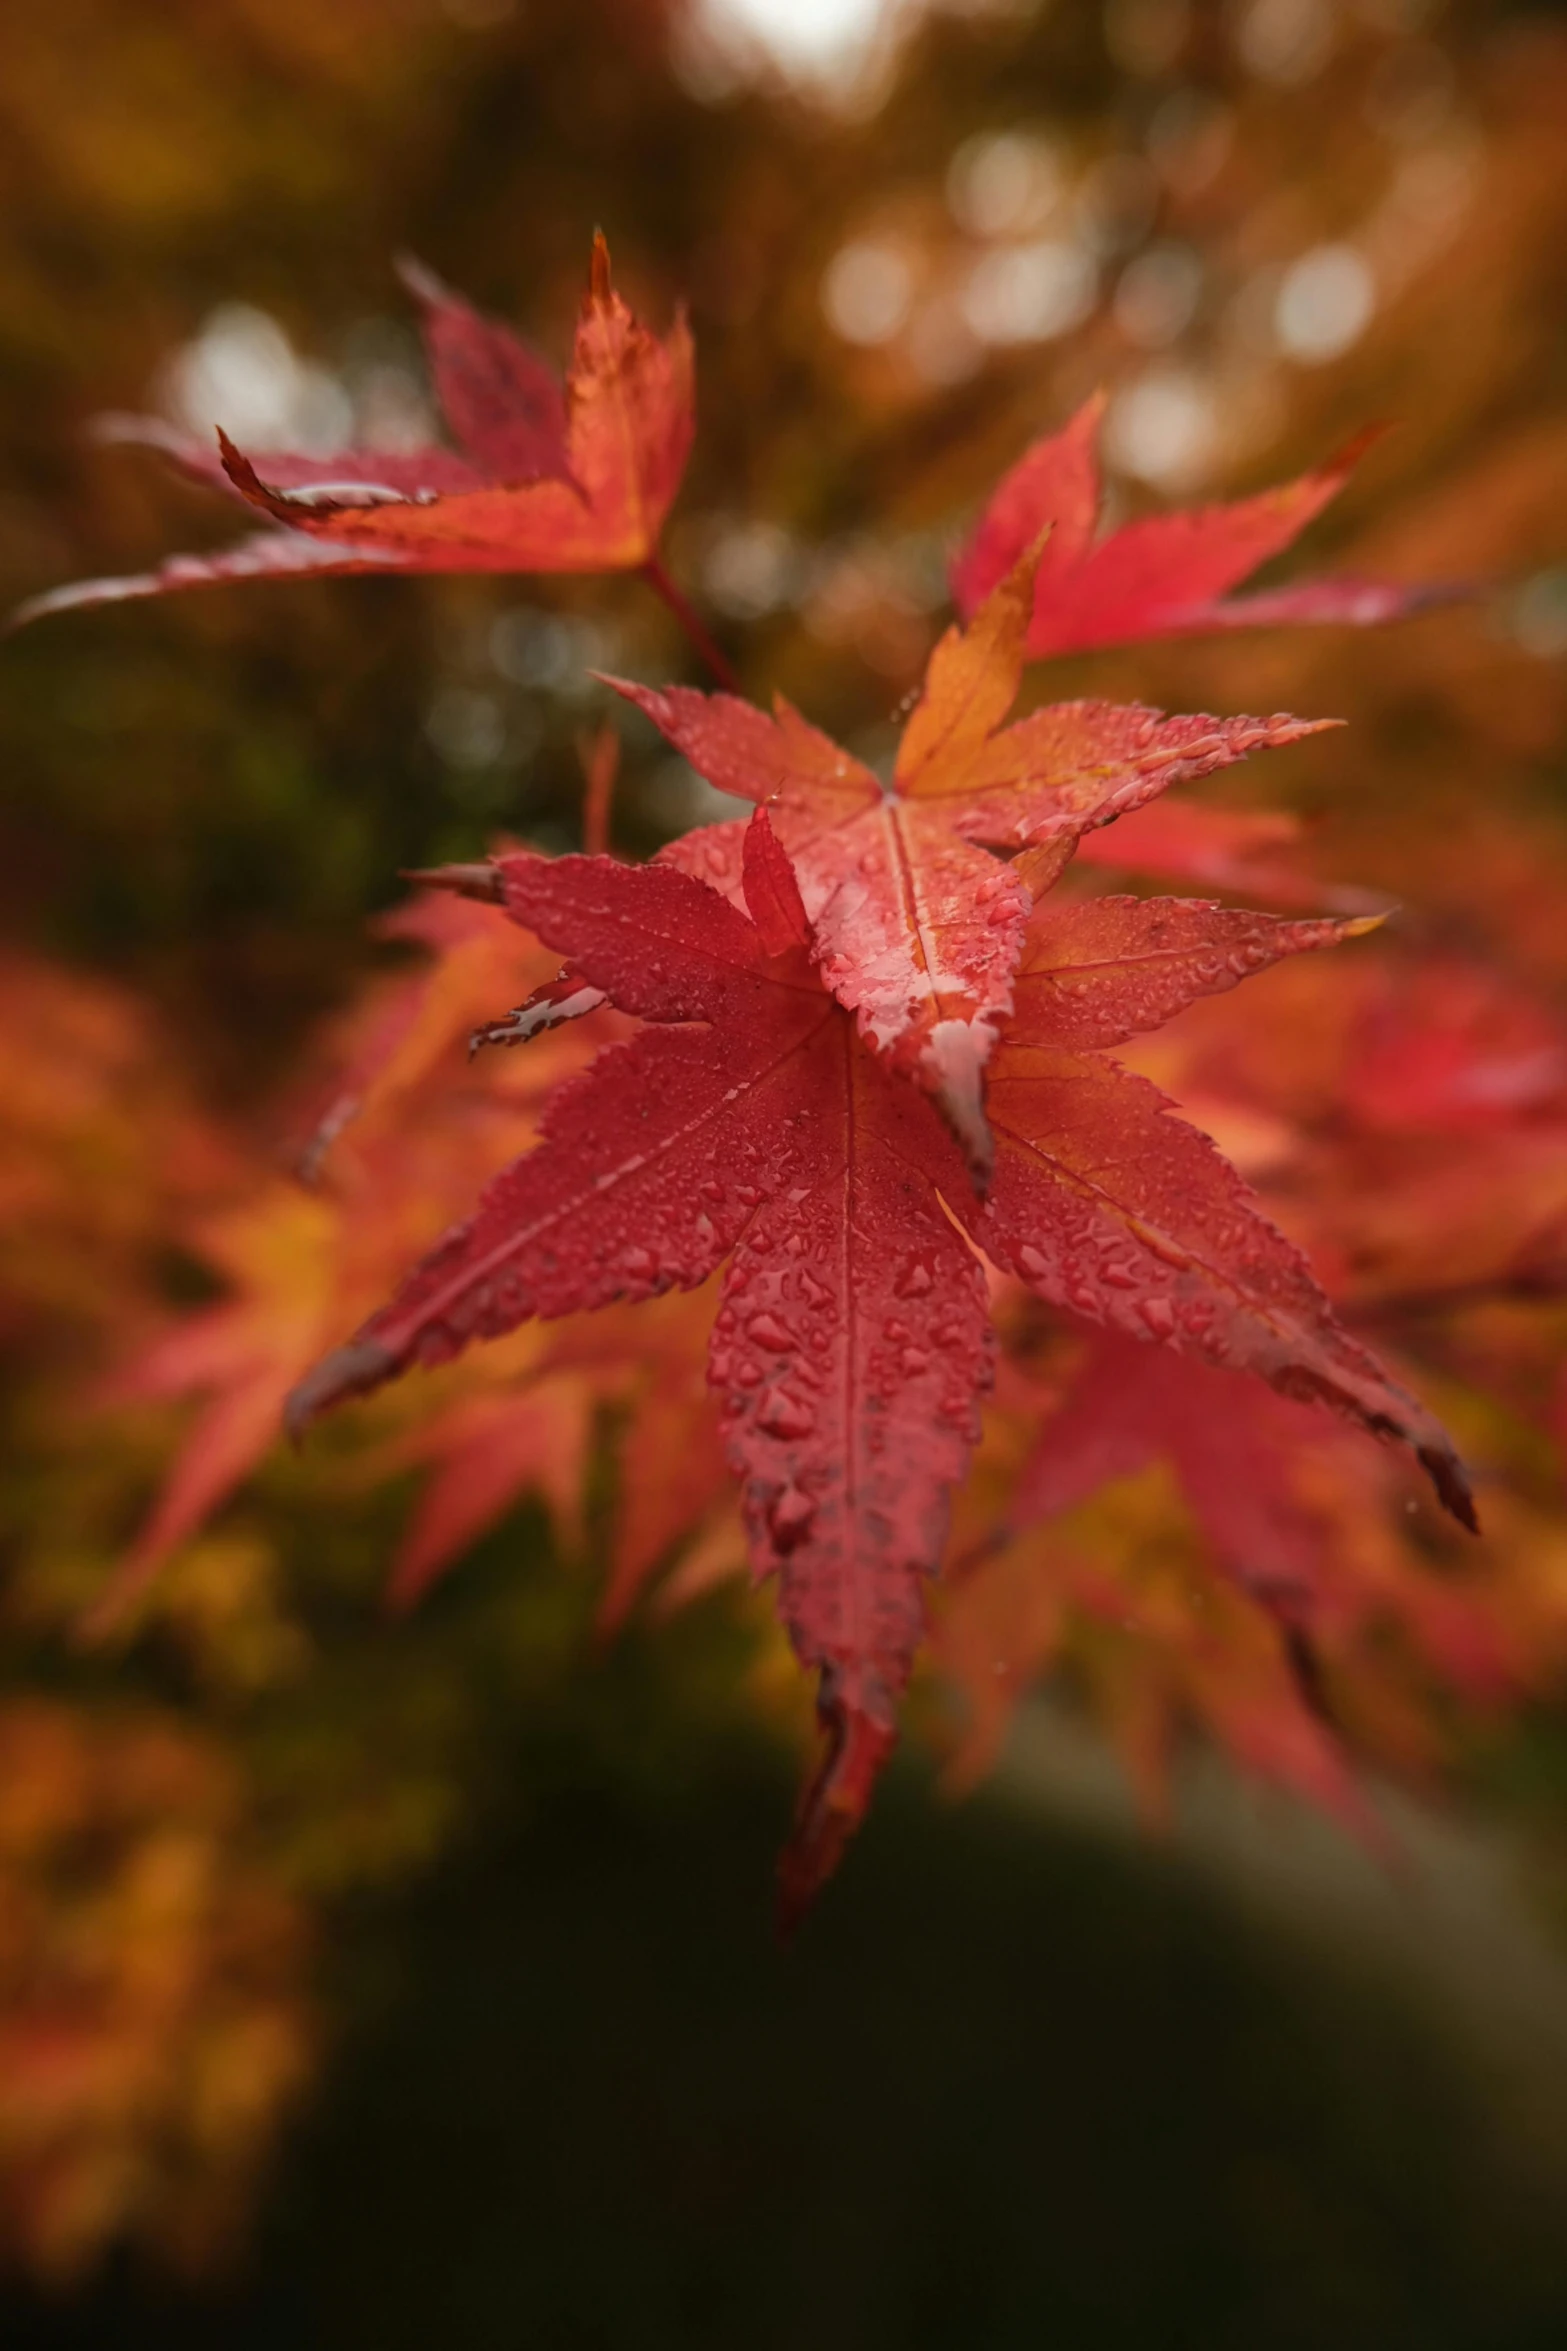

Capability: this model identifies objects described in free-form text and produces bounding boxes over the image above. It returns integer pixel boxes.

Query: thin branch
[641,552,740,693]
[576,724,619,856]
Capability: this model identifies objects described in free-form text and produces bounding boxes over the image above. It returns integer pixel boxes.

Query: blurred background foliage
[6,0,1567,2339]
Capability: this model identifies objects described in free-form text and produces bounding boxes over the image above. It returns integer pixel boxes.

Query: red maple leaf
[374,1288,727,1626]
[89,880,600,1635]
[283,813,1470,1920]
[1071,798,1382,915]
[940,1321,1516,1826]
[14,238,693,626]
[610,547,1328,1165]
[951,397,1456,661]
[1003,1328,1506,1692]
[1005,1329,1342,1626]
[381,1371,596,1616]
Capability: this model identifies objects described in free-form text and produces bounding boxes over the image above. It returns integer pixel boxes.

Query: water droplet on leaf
[758,1388,816,1440]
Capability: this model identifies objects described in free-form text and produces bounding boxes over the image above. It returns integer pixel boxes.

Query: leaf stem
[641,552,740,693]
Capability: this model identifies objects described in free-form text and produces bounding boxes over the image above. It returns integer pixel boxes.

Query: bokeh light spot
[1273,244,1375,362]
[823,240,916,344]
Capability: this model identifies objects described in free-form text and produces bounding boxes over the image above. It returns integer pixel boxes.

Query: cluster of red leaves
[92,881,613,1630]
[28,238,1557,1924]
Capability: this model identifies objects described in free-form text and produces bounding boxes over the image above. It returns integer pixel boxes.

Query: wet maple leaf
[285,813,1469,1920]
[611,546,1327,1166]
[951,397,1455,661]
[1136,941,1567,1316]
[14,237,693,626]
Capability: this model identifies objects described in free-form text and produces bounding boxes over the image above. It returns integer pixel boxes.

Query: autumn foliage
[11,232,1523,1926]
[8,0,1567,2290]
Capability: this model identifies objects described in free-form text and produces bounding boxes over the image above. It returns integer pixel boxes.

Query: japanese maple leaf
[90,1184,348,1636]
[951,397,1454,662]
[284,814,1469,1919]
[382,1369,595,1615]
[939,1506,1375,1833]
[943,1323,1512,1823]
[1005,1329,1345,1628]
[610,546,1328,1165]
[91,885,595,1635]
[376,1290,725,1625]
[1072,798,1381,914]
[1005,1329,1507,1696]
[14,237,692,627]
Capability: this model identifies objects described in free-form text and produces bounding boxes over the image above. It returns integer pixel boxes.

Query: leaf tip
[1421,1442,1480,1534]
[1321,419,1393,482]
[284,1337,397,1443]
[741,807,811,953]
[1280,713,1347,743]
[590,229,613,304]
[214,428,277,512]
[394,251,447,307]
[924,1021,996,1193]
[399,859,508,903]
[775,1677,898,1940]
[590,667,647,708]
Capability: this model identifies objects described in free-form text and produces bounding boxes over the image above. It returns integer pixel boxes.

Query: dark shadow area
[5,1753,1567,2351]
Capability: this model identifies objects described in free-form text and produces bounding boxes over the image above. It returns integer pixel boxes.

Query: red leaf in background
[384,1375,593,1614]
[951,398,1455,661]
[939,1324,1514,1829]
[14,237,693,625]
[87,1188,346,1636]
[1007,1331,1350,1625]
[286,813,1467,1914]
[90,881,597,1633]
[591,1304,731,1633]
[1341,959,1567,1134]
[612,547,1326,1167]
[1005,1330,1510,1690]
[1072,799,1383,914]
[380,1288,730,1632]
[938,1510,1375,1834]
